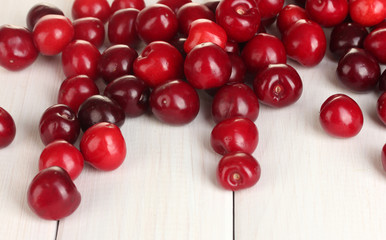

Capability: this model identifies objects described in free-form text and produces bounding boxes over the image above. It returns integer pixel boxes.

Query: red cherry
[377,92,386,125]
[150,79,200,125]
[111,0,145,13]
[382,144,386,172]
[255,0,284,20]
[108,8,140,48]
[177,2,215,36]
[0,25,38,71]
[276,4,308,34]
[72,0,111,24]
[33,15,74,56]
[211,116,258,155]
[39,140,84,180]
[27,166,81,220]
[349,0,386,27]
[224,40,240,54]
[217,151,261,191]
[184,42,231,89]
[305,0,348,27]
[26,3,64,30]
[39,104,80,146]
[0,107,16,148]
[364,28,386,64]
[73,17,105,48]
[319,94,363,138]
[80,122,126,171]
[57,75,100,113]
[228,53,246,83]
[157,0,192,13]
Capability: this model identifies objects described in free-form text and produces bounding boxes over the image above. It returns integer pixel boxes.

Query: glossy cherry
[228,53,246,83]
[0,107,16,148]
[0,25,38,71]
[215,0,261,43]
[256,0,284,20]
[57,75,99,113]
[149,79,200,125]
[133,41,183,88]
[253,64,303,108]
[276,4,308,34]
[364,28,386,64]
[336,48,380,92]
[382,144,386,172]
[305,0,348,27]
[176,2,215,36]
[108,8,140,48]
[212,83,259,123]
[217,151,261,191]
[39,104,80,146]
[211,116,258,155]
[98,44,138,84]
[111,0,145,13]
[72,0,111,24]
[26,3,64,30]
[157,0,192,13]
[136,4,178,43]
[377,92,386,125]
[184,42,231,89]
[349,0,386,27]
[39,140,84,180]
[73,17,105,48]
[77,95,125,131]
[80,122,126,171]
[27,166,81,220]
[319,94,363,138]
[33,15,74,56]
[104,75,150,117]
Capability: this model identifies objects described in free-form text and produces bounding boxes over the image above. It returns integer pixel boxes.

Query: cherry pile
[0,0,385,220]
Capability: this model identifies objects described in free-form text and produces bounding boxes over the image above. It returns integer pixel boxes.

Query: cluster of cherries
[0,0,385,220]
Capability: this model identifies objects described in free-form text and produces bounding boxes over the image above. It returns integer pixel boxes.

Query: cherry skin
[349,0,386,27]
[98,44,138,84]
[329,22,368,59]
[276,4,308,34]
[176,2,215,36]
[133,41,183,88]
[336,48,380,92]
[217,151,261,191]
[305,0,348,27]
[80,122,126,171]
[149,79,200,125]
[0,25,38,71]
[211,116,258,155]
[104,75,150,117]
[33,15,74,56]
[282,19,326,67]
[72,0,111,24]
[61,40,101,80]
[108,8,140,48]
[136,4,178,44]
[26,3,64,30]
[0,107,16,148]
[57,75,99,113]
[253,64,303,108]
[382,144,386,172]
[228,53,246,83]
[39,104,80,146]
[377,92,386,125]
[27,166,81,220]
[241,33,287,73]
[319,94,363,138]
[380,70,386,91]
[157,0,192,13]
[184,42,232,89]
[111,0,145,13]
[39,140,84,180]
[364,28,386,64]
[73,17,105,48]
[212,83,259,123]
[215,0,261,43]
[224,40,240,54]
[255,0,284,20]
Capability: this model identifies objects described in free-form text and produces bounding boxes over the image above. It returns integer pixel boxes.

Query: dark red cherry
[26,3,64,30]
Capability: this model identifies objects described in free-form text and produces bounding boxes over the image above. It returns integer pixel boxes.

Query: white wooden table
[0,0,385,239]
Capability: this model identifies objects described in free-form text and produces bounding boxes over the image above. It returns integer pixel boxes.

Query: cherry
[228,53,246,83]
[111,0,145,13]
[39,140,84,180]
[39,104,80,146]
[27,166,81,220]
[72,0,111,24]
[377,92,386,125]
[364,28,386,64]
[349,0,386,27]
[135,4,178,43]
[253,64,303,108]
[57,75,100,113]
[276,4,308,34]
[133,41,183,88]
[157,0,192,13]
[217,151,261,191]
[241,33,287,73]
[61,40,101,80]
[336,48,380,92]
[212,83,259,123]
[255,0,284,20]
[149,79,200,125]
[108,8,140,48]
[26,3,64,30]
[305,0,348,27]
[282,19,326,67]
[0,25,38,71]
[380,70,386,91]
[0,107,16,148]
[73,17,105,48]
[211,116,258,155]
[98,44,138,84]
[382,144,386,172]
[77,95,125,132]
[32,15,74,56]
[104,75,150,117]
[215,0,261,43]
[176,2,215,36]
[329,22,368,59]
[224,40,240,54]
[184,42,231,89]
[80,122,126,171]
[319,94,363,138]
